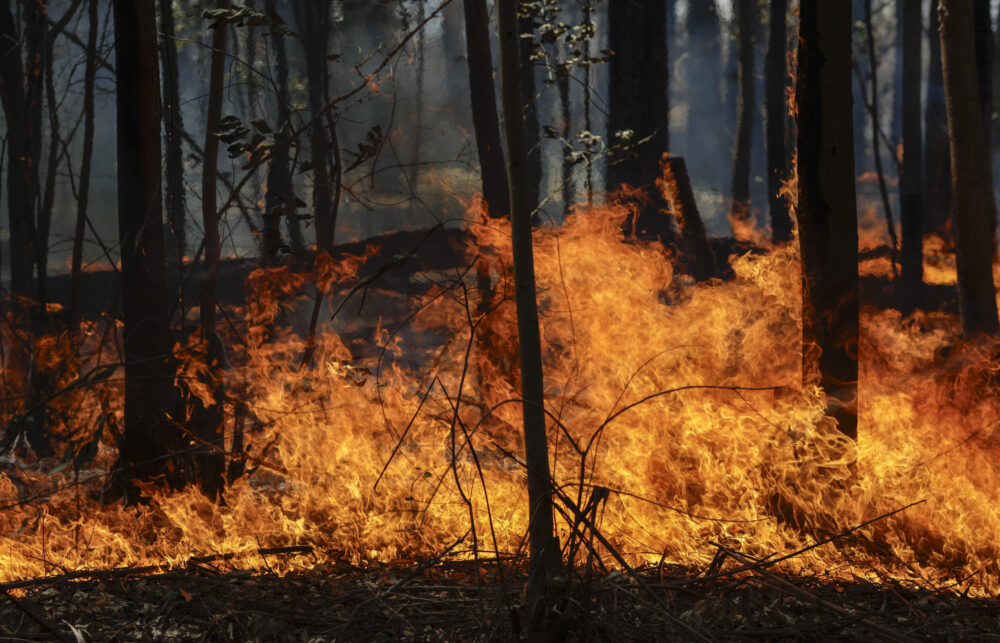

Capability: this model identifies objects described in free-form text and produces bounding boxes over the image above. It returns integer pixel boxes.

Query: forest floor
[0,553,998,641]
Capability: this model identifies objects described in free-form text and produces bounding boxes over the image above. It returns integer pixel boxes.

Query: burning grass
[1,200,1000,608]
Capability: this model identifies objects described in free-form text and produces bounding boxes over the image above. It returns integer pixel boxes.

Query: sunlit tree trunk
[940,0,1000,335]
[925,0,952,234]
[766,0,791,242]
[159,0,187,272]
[899,0,923,310]
[462,0,510,218]
[497,0,559,627]
[112,0,184,499]
[795,0,859,440]
[71,0,99,314]
[608,0,668,237]
[729,0,756,230]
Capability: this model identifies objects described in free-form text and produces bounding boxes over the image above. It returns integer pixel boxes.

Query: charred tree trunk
[899,0,923,310]
[973,0,996,254]
[0,0,37,297]
[766,0,791,242]
[729,0,756,230]
[24,0,45,300]
[497,0,559,627]
[293,0,334,254]
[195,1,231,500]
[263,0,298,259]
[159,0,187,271]
[608,0,668,238]
[71,0,99,313]
[519,9,541,222]
[795,0,859,440]
[940,0,1000,335]
[925,0,952,234]
[661,156,717,281]
[112,0,184,498]
[462,0,510,219]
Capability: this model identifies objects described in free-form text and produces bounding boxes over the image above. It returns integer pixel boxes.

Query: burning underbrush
[1,202,999,598]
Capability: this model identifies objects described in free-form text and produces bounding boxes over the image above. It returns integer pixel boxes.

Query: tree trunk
[766,0,792,242]
[940,0,1000,335]
[196,0,231,500]
[729,0,756,230]
[462,0,509,219]
[71,0,99,313]
[607,0,668,238]
[0,0,37,296]
[159,0,187,272]
[973,0,997,254]
[899,0,923,310]
[263,0,298,259]
[24,0,45,300]
[925,0,952,234]
[518,10,541,222]
[795,0,859,440]
[112,0,184,499]
[497,0,559,626]
[293,0,334,254]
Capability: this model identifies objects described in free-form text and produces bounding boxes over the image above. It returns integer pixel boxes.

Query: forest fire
[2,198,999,604]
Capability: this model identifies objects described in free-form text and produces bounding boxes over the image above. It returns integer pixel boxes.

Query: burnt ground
[1,554,999,641]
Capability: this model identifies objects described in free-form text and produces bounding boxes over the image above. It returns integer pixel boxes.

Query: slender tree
[497,0,558,624]
[71,0,99,313]
[519,9,542,221]
[899,0,923,309]
[0,0,37,296]
[112,0,185,498]
[925,0,951,233]
[24,0,45,299]
[195,0,231,500]
[940,0,999,335]
[292,0,334,253]
[766,0,792,242]
[160,0,187,270]
[462,0,510,218]
[795,0,859,440]
[729,0,756,230]
[263,0,300,259]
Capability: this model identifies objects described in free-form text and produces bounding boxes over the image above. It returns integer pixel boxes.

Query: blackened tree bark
[292,0,334,253]
[925,0,951,234]
[0,0,37,296]
[263,0,299,259]
[940,0,999,335]
[766,0,791,242]
[113,0,184,498]
[607,0,667,238]
[729,0,756,229]
[71,0,99,313]
[795,0,859,440]
[973,0,996,252]
[159,0,187,269]
[463,0,510,218]
[497,0,558,626]
[196,0,231,500]
[899,0,923,310]
[519,9,541,221]
[24,0,45,299]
